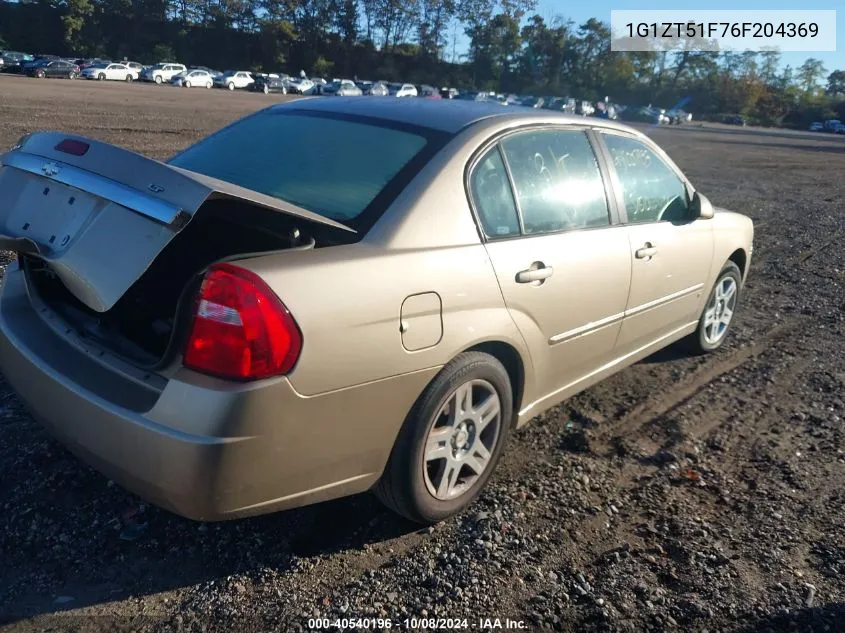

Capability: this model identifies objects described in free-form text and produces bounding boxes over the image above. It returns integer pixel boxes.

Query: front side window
[169,112,434,227]
[500,129,610,234]
[470,148,520,238]
[602,134,690,224]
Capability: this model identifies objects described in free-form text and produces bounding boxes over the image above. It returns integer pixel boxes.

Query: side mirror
[690,191,714,219]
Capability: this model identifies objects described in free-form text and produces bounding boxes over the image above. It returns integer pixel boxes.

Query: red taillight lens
[183,263,302,381]
[55,139,89,156]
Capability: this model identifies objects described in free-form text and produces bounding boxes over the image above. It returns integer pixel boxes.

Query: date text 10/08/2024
[307,617,528,630]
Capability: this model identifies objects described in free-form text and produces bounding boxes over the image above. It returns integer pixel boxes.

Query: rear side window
[169,112,436,227]
[500,129,610,234]
[470,148,520,238]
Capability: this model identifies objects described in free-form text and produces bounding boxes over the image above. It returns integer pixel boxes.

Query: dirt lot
[0,75,843,633]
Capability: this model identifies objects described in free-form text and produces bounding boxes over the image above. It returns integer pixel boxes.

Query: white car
[286,78,315,94]
[323,79,362,96]
[171,69,214,89]
[388,83,418,97]
[80,63,137,82]
[140,63,187,84]
[215,71,254,91]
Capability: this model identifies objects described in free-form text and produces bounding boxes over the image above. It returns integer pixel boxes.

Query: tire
[185,81,191,88]
[281,86,287,95]
[36,70,45,79]
[98,73,106,81]
[68,72,76,80]
[375,351,513,524]
[228,82,235,91]
[205,81,212,89]
[684,261,742,354]
[125,74,132,82]
[154,75,162,84]
[263,84,269,94]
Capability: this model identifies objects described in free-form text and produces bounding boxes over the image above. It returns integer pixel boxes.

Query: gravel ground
[0,75,843,633]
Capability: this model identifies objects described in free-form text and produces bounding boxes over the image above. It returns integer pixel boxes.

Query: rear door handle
[635,243,658,259]
[516,264,554,283]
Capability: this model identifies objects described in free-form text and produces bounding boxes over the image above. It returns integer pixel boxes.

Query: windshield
[89,64,107,69]
[169,111,441,228]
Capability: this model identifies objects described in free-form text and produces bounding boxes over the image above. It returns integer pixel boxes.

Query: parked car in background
[287,78,315,94]
[0,100,753,524]
[26,59,80,79]
[520,96,545,108]
[576,100,595,116]
[171,69,214,88]
[823,119,844,133]
[809,121,824,132]
[666,109,692,124]
[366,81,389,96]
[594,103,619,120]
[310,77,327,94]
[251,75,288,94]
[121,61,143,74]
[74,58,111,71]
[0,51,35,72]
[723,114,746,126]
[215,70,254,91]
[440,87,459,99]
[81,63,137,82]
[456,91,488,102]
[323,79,363,96]
[140,63,187,84]
[418,85,441,99]
[388,83,418,97]
[544,97,576,114]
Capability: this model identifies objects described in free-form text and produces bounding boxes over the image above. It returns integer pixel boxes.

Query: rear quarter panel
[237,127,538,401]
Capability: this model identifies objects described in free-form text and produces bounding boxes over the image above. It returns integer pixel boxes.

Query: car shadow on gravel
[0,458,422,622]
[735,603,845,632]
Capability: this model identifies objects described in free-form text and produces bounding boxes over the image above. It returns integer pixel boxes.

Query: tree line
[2,0,844,127]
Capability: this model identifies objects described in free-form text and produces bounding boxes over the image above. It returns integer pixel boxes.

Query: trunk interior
[24,199,332,368]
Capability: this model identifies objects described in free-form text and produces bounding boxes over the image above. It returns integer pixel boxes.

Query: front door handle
[516,263,554,284]
[635,243,658,259]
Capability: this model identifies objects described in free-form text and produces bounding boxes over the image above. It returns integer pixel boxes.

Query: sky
[531,0,843,72]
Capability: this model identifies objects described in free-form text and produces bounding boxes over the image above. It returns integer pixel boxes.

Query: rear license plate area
[2,172,98,255]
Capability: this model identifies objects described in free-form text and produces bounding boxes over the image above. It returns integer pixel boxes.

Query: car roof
[275,97,636,134]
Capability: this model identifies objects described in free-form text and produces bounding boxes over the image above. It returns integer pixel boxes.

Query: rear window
[168,111,443,230]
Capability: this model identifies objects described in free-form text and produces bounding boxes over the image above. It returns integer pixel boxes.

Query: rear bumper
[0,268,437,520]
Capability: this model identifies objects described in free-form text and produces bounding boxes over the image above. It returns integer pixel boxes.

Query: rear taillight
[183,263,302,381]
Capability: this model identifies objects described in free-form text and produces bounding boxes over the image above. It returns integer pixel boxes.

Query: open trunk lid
[0,131,353,312]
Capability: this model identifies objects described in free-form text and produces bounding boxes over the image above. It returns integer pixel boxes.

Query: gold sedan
[0,99,753,523]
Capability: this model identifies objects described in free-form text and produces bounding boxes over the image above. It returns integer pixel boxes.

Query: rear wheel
[685,261,742,354]
[125,74,132,82]
[185,80,191,88]
[98,73,106,81]
[263,83,269,94]
[375,352,513,524]
[228,82,235,91]
[35,70,45,78]
[154,75,162,84]
[205,81,212,89]
[68,71,76,80]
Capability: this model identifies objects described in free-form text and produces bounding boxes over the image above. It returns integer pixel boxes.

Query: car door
[470,127,632,403]
[597,131,714,352]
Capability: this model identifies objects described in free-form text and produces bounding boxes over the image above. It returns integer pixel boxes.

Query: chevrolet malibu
[0,99,753,524]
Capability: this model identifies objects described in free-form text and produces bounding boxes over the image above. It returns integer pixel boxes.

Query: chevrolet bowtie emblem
[41,162,60,177]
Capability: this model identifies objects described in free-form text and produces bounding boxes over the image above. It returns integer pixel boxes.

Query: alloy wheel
[422,379,502,500]
[703,276,738,345]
